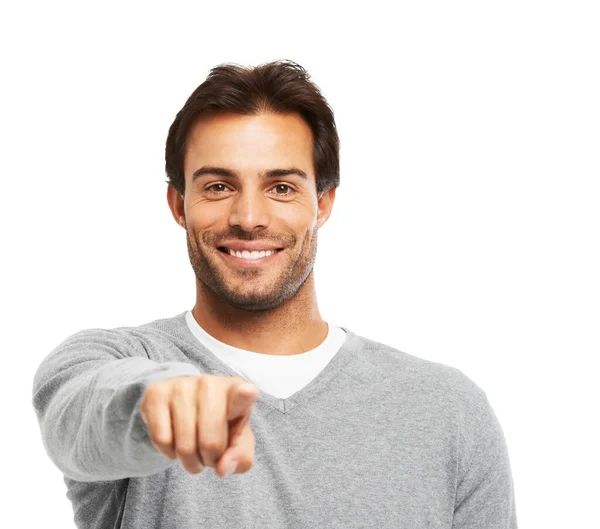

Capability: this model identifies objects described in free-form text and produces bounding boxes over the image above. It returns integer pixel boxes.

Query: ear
[167,185,186,228]
[316,186,336,229]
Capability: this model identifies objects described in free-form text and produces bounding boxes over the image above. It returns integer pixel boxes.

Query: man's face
[181,111,333,312]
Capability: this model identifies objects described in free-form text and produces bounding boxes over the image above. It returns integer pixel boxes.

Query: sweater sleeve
[31,327,202,482]
[452,393,518,528]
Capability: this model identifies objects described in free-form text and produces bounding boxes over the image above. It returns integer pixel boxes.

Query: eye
[271,183,296,196]
[206,183,230,194]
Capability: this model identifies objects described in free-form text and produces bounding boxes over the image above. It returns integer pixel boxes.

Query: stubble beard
[185,228,318,312]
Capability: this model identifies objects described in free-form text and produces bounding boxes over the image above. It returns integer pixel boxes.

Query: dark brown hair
[164,59,340,198]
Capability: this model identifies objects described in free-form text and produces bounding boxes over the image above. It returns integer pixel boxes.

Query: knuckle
[149,438,175,458]
[198,437,226,453]
[145,381,169,399]
[175,443,197,457]
[158,446,177,459]
[172,378,193,397]
[163,450,178,460]
[141,387,167,411]
[195,374,214,388]
[181,461,203,474]
[151,433,172,448]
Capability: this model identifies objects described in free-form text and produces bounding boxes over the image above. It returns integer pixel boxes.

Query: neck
[191,273,328,356]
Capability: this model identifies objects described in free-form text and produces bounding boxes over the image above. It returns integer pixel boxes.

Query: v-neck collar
[170,311,363,414]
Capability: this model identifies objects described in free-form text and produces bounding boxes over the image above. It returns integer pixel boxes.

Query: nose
[227,187,271,232]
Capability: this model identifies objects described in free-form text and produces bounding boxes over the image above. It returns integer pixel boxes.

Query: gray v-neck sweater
[32,311,518,528]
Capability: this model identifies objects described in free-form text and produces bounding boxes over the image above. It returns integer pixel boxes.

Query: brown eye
[206,183,229,194]
[272,184,295,196]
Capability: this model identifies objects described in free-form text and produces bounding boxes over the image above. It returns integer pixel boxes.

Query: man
[32,60,518,528]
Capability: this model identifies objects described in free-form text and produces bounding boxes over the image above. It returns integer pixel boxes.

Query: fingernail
[223,458,238,476]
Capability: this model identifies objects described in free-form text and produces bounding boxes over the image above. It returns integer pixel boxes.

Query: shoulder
[55,311,189,355]
[347,330,488,417]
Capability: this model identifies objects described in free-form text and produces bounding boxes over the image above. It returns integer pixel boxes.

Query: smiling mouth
[216,246,285,267]
[217,247,284,255]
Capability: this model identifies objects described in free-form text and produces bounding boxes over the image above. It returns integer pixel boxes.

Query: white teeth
[228,249,277,259]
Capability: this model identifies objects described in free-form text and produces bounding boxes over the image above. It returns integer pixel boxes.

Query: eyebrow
[192,166,308,182]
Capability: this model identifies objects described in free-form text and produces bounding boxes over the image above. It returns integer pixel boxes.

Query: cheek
[296,226,317,251]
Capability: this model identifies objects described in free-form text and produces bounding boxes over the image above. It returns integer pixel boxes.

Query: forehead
[183,111,314,177]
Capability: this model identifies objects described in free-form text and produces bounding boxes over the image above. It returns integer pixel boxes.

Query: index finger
[227,382,259,422]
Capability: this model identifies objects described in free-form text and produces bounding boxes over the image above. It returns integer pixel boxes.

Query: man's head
[166,60,340,312]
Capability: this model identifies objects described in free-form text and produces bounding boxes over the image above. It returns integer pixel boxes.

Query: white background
[1,1,598,527]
